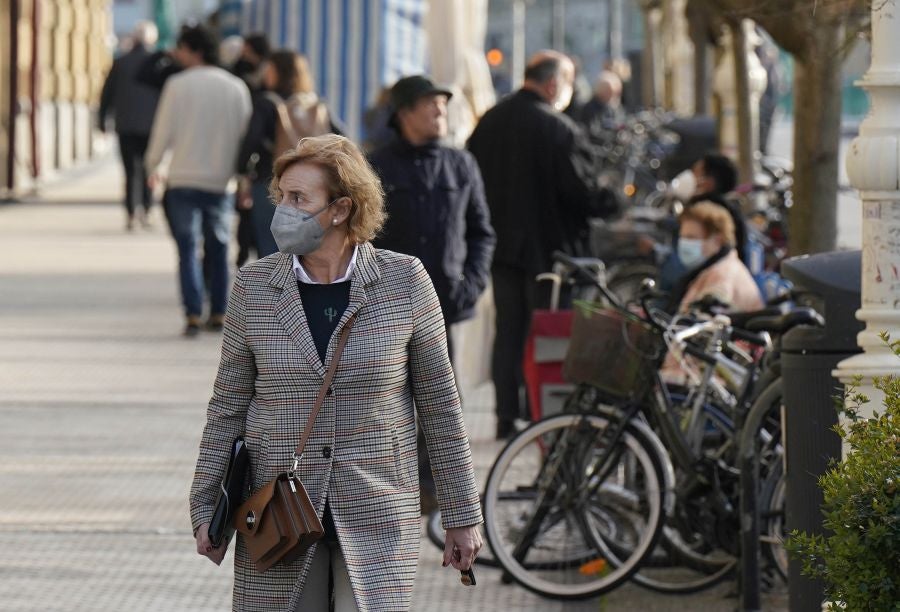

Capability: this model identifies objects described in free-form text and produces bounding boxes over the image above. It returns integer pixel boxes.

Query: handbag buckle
[246,510,256,530]
[289,452,303,478]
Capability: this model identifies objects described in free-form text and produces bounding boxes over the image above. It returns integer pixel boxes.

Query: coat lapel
[269,253,327,377]
[268,245,382,375]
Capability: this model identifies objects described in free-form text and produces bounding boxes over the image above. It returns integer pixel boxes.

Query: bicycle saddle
[743,307,825,335]
[726,304,790,329]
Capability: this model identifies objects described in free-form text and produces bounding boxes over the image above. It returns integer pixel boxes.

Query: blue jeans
[250,181,278,258]
[166,188,233,317]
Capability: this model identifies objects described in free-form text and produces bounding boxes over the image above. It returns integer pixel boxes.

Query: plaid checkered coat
[189,244,483,611]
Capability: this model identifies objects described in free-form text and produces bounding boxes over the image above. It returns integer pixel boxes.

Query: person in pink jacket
[671,201,764,314]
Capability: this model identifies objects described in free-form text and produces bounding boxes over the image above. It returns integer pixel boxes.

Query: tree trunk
[790,22,844,255]
[730,19,755,185]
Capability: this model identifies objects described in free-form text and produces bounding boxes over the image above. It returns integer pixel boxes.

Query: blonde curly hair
[680,201,736,247]
[269,134,386,243]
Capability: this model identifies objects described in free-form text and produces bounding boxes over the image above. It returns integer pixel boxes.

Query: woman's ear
[332,196,353,225]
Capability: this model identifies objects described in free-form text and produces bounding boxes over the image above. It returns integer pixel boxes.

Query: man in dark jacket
[468,50,614,439]
[99,22,161,230]
[371,75,496,348]
[370,75,496,512]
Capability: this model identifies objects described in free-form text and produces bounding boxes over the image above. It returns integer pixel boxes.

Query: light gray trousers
[295,539,357,611]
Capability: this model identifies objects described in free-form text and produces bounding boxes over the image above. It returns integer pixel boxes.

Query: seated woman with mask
[667,202,763,315]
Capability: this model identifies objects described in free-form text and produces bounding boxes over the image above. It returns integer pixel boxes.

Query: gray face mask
[270,200,335,256]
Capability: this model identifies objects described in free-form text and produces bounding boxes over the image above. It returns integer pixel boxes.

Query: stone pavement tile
[0,533,231,612]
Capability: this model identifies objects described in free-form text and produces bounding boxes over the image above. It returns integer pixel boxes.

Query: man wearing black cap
[370,76,495,347]
[369,75,496,511]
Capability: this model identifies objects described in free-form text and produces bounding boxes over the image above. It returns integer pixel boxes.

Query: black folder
[208,436,250,547]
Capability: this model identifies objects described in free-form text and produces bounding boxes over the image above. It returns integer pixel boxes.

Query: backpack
[265,92,331,158]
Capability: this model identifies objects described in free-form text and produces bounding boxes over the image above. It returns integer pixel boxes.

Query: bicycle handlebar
[550,251,624,310]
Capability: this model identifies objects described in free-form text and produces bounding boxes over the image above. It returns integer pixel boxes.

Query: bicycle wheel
[626,389,738,593]
[483,413,667,600]
[743,379,788,582]
[760,466,788,581]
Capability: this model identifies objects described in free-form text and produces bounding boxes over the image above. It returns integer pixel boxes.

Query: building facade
[1,0,111,198]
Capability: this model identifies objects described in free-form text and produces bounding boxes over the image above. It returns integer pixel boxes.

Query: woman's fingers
[210,545,227,565]
[443,526,483,570]
[194,523,217,557]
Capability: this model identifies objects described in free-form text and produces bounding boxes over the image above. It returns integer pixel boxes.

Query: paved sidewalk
[0,157,789,611]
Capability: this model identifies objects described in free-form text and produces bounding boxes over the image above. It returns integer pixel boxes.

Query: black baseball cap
[390,75,452,109]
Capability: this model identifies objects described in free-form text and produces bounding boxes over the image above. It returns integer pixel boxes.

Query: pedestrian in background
[99,21,160,231]
[467,50,616,439]
[226,33,273,267]
[237,49,336,261]
[369,75,495,511]
[638,152,744,294]
[670,202,763,314]
[145,25,251,337]
[579,70,625,136]
[190,134,483,611]
[232,32,271,92]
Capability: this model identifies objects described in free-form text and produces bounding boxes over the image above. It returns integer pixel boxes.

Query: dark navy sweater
[297,279,350,541]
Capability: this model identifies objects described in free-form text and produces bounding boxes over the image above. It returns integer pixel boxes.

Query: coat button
[322,446,332,459]
[326,386,334,396]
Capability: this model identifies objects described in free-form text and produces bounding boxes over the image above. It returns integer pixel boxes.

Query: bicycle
[481,252,821,599]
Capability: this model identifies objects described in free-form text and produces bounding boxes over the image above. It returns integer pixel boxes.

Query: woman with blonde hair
[192,134,483,611]
[669,201,764,313]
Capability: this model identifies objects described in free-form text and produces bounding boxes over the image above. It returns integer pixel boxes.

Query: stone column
[510,0,527,91]
[662,0,694,115]
[639,1,663,109]
[1,0,13,193]
[71,0,91,162]
[712,20,766,165]
[87,0,113,157]
[837,4,900,410]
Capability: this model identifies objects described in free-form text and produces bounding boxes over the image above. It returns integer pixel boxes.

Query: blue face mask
[677,238,707,269]
[270,200,336,256]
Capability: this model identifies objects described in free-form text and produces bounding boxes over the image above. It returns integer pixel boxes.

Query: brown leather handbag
[234,315,355,573]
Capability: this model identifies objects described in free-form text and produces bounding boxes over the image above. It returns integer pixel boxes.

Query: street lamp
[837,1,900,413]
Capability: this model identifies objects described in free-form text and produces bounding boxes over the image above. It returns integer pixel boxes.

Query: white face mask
[554,83,574,111]
[677,238,707,269]
[671,169,697,202]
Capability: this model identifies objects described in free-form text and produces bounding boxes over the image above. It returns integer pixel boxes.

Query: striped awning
[239,0,428,141]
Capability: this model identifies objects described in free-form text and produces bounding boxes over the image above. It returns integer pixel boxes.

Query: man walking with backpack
[237,50,336,260]
[145,25,252,336]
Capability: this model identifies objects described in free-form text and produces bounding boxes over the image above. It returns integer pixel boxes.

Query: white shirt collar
[292,245,359,284]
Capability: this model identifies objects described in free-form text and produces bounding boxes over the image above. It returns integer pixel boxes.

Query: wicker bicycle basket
[562,301,662,400]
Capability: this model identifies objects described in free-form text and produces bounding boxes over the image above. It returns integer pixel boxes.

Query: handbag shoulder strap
[293,313,357,461]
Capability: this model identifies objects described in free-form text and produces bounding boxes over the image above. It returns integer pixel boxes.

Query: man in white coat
[145,24,252,336]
